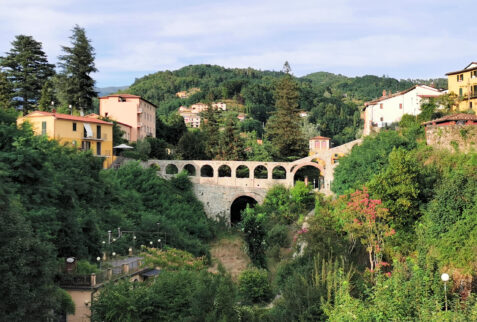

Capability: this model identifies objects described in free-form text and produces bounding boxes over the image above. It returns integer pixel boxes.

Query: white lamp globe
[441,273,449,282]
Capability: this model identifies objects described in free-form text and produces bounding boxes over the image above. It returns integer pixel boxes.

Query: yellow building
[446,62,477,111]
[17,111,114,168]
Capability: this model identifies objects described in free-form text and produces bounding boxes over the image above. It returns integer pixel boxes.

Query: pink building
[99,94,157,142]
[309,136,330,154]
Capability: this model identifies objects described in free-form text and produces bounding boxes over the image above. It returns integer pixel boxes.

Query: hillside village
[1,21,477,321]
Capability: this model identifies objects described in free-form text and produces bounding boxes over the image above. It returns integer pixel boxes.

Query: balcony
[138,108,143,114]
[83,133,108,141]
[137,122,143,127]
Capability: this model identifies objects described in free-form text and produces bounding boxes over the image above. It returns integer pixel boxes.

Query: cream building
[362,85,443,136]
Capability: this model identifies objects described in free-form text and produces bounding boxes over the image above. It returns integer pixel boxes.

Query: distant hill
[303,72,447,102]
[95,86,129,97]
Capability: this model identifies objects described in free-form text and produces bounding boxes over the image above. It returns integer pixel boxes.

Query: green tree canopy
[0,35,55,113]
[58,25,97,111]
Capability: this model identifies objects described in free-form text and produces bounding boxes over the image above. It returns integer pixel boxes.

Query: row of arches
[164,164,288,180]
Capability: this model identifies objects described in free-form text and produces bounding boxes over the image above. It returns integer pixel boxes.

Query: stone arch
[200,164,214,177]
[230,195,258,225]
[272,165,287,179]
[183,164,196,176]
[218,165,232,177]
[165,164,178,174]
[254,165,268,179]
[292,162,325,188]
[236,165,250,178]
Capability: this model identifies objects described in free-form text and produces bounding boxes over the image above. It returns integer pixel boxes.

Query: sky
[0,0,476,87]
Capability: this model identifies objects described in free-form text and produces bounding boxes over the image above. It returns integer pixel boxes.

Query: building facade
[446,62,477,112]
[362,85,443,136]
[17,111,114,168]
[99,94,156,142]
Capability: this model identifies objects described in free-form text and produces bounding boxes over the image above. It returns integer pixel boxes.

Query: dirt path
[208,235,250,280]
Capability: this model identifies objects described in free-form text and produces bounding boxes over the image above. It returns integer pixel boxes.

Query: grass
[208,231,251,280]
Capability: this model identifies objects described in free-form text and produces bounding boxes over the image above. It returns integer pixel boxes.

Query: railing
[82,133,108,141]
[57,258,144,288]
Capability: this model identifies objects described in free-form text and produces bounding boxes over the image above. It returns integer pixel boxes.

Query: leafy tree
[341,188,394,272]
[0,35,55,112]
[241,206,267,268]
[58,25,97,110]
[265,74,307,159]
[0,194,74,320]
[332,131,411,195]
[368,148,423,233]
[176,130,208,160]
[238,268,273,304]
[146,137,168,159]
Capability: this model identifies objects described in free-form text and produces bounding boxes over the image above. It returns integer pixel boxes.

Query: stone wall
[425,124,477,152]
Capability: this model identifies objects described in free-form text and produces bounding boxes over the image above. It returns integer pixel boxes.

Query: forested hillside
[0,108,216,320]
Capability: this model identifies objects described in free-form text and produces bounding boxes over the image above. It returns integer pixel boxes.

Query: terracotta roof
[24,111,113,125]
[99,93,157,108]
[364,85,441,108]
[445,62,477,76]
[422,113,477,125]
[310,136,331,140]
[114,120,132,128]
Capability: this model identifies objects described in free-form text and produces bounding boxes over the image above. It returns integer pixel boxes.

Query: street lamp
[441,273,450,311]
[158,239,162,249]
[96,256,101,270]
[149,241,153,247]
[112,252,116,258]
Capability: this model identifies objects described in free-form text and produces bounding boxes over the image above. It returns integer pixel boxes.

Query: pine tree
[38,79,57,111]
[58,25,97,111]
[0,35,55,113]
[265,71,307,159]
[202,105,221,159]
[218,116,245,160]
[0,71,13,109]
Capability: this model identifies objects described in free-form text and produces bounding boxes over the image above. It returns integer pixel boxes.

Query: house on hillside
[99,94,157,142]
[182,113,201,128]
[212,102,227,111]
[446,62,477,112]
[362,85,443,136]
[309,136,330,154]
[17,111,114,168]
[190,103,209,113]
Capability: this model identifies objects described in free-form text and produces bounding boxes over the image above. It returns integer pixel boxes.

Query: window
[96,142,101,155]
[72,122,77,131]
[470,102,473,109]
[457,74,464,82]
[459,88,463,96]
[41,121,47,135]
[81,141,91,150]
[380,117,384,121]
[96,125,101,139]
[399,103,402,109]
[380,103,383,109]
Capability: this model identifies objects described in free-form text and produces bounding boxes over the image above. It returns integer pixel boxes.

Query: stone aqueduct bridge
[144,139,361,222]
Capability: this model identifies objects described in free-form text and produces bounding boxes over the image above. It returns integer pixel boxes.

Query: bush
[266,224,289,248]
[238,268,273,304]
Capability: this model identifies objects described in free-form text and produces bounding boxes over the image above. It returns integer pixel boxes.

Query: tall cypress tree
[58,25,97,111]
[0,35,55,113]
[0,71,13,109]
[265,68,307,159]
[202,105,221,159]
[218,116,245,160]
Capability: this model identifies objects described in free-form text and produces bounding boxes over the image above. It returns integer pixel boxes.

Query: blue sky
[1,0,476,87]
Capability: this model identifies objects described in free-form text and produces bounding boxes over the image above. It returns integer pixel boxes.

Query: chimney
[382,90,387,97]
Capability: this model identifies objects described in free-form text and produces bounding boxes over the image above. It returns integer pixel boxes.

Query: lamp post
[96,256,101,270]
[441,273,449,311]
[158,239,162,250]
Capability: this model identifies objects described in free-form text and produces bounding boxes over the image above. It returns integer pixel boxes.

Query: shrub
[266,224,289,248]
[238,268,273,304]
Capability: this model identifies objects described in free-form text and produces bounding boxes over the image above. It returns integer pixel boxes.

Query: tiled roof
[99,93,157,107]
[364,85,441,107]
[422,113,477,125]
[310,136,331,140]
[25,111,113,125]
[445,62,477,75]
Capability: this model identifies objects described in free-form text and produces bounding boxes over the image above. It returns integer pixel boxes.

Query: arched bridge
[144,139,361,223]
